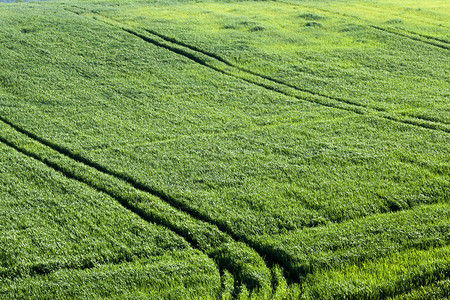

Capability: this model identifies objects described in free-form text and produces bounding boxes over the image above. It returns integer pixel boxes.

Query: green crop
[0,142,220,298]
[0,0,448,298]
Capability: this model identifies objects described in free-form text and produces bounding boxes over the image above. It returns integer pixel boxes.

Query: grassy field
[0,0,449,298]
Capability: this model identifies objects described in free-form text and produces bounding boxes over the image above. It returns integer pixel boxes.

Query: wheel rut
[0,116,275,294]
[279,1,449,51]
[0,129,194,270]
[148,25,449,127]
[369,25,449,50]
[2,4,448,297]
[140,19,450,128]
[140,30,382,114]
[85,12,450,135]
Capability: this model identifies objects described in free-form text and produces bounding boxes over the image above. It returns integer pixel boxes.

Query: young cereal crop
[0,0,449,298]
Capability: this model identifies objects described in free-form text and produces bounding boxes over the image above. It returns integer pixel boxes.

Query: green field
[0,0,449,298]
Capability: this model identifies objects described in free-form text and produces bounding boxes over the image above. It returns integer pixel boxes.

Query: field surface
[0,0,449,298]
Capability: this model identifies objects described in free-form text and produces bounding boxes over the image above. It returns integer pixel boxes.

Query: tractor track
[0,116,282,297]
[140,29,385,114]
[0,245,142,281]
[145,23,450,127]
[279,0,450,51]
[369,25,449,50]
[2,4,448,296]
[63,6,450,133]
[0,127,200,275]
[87,13,450,135]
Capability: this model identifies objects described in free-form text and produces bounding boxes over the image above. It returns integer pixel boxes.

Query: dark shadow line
[399,112,450,126]
[141,29,385,113]
[0,116,286,288]
[369,25,449,50]
[120,26,450,134]
[400,28,449,45]
[122,28,366,116]
[0,125,227,272]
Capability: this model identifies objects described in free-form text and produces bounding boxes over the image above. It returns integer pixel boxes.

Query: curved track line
[403,30,449,45]
[0,115,275,292]
[3,6,447,292]
[139,29,384,114]
[399,112,450,126]
[369,25,449,50]
[115,25,365,114]
[0,115,223,243]
[91,15,450,134]
[144,22,449,126]
[0,138,157,278]
[134,16,450,128]
[278,1,449,50]
[0,251,138,281]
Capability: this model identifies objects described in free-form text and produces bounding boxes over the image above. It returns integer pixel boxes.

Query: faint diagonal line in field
[0,249,136,281]
[143,26,450,127]
[89,15,450,134]
[369,25,449,50]
[278,1,450,51]
[138,29,382,113]
[399,113,450,126]
[403,30,449,45]
[89,11,450,129]
[351,2,450,32]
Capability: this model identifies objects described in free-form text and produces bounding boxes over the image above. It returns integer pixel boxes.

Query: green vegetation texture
[0,0,449,298]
